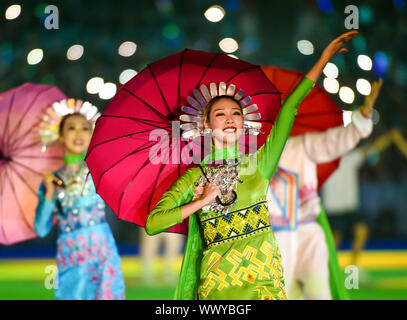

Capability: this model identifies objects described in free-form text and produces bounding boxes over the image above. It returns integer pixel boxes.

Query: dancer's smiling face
[59,114,92,155]
[204,96,244,147]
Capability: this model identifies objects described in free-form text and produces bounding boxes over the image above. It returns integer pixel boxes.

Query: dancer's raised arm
[257,31,359,180]
[306,31,359,82]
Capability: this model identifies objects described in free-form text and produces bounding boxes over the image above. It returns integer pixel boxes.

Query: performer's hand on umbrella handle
[306,31,358,83]
[180,183,221,220]
[360,78,383,118]
[200,183,222,207]
[42,172,57,201]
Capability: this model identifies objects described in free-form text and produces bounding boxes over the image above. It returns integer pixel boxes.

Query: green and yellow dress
[145,77,315,300]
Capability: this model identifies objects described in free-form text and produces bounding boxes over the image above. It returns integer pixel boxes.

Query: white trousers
[274,222,332,300]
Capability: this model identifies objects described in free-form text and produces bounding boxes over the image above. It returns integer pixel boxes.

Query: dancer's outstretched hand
[321,31,359,62]
[306,31,358,82]
[360,78,383,118]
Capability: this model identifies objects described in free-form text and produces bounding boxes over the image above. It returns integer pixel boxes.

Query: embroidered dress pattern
[200,240,286,300]
[35,161,125,300]
[201,201,271,248]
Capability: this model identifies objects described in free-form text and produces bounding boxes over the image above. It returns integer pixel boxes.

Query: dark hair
[58,112,90,136]
[203,95,242,124]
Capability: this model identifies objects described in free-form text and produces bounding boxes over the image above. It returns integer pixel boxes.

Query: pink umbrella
[86,49,281,234]
[0,83,66,245]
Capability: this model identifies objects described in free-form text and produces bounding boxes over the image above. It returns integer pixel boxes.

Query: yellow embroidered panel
[200,201,271,248]
[201,240,286,300]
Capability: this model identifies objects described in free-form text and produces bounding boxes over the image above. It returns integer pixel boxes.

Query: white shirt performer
[321,149,365,215]
[266,79,381,300]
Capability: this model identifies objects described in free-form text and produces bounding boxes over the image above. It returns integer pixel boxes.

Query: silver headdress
[38,98,100,150]
[180,82,262,140]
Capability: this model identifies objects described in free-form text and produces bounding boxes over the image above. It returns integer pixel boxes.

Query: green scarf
[316,203,350,300]
[64,153,86,165]
[201,144,242,165]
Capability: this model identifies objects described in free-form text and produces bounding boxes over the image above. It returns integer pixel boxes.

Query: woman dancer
[34,99,125,300]
[146,31,358,300]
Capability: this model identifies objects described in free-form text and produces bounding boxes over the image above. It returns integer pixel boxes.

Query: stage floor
[0,250,406,300]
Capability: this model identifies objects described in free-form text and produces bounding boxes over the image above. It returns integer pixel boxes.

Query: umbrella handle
[53,173,66,189]
[216,191,237,206]
[199,166,237,207]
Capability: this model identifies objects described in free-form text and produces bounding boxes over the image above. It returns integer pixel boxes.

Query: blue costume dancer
[35,99,125,300]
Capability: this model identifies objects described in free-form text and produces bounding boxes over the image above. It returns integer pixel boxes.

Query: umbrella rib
[11,160,43,177]
[182,141,200,169]
[7,86,54,147]
[249,91,281,97]
[7,163,38,196]
[117,140,170,216]
[225,66,260,84]
[14,155,64,160]
[146,161,166,213]
[1,91,16,153]
[258,67,282,95]
[8,118,42,150]
[178,138,210,167]
[189,138,211,161]
[86,128,168,158]
[0,168,5,188]
[177,49,187,115]
[95,140,158,192]
[121,87,172,123]
[99,114,170,127]
[0,169,7,243]
[4,167,35,232]
[195,53,222,90]
[147,64,174,119]
[8,140,42,156]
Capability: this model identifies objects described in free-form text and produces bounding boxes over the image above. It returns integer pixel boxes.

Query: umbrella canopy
[261,66,344,188]
[86,49,282,234]
[0,83,66,245]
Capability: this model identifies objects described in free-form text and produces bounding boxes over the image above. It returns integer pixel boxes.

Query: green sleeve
[145,169,195,235]
[256,77,315,180]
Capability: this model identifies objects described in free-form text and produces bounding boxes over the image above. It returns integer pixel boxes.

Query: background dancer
[34,99,125,300]
[267,78,382,299]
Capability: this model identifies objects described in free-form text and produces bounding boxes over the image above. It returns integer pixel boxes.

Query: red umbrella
[261,66,343,189]
[0,83,66,245]
[86,49,281,234]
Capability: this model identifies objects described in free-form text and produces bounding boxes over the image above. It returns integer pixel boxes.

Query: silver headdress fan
[180,82,262,140]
